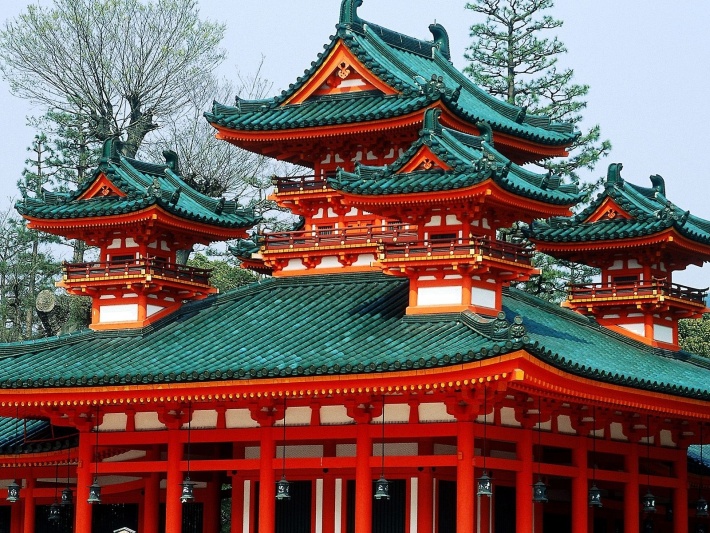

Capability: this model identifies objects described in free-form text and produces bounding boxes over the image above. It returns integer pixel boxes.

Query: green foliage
[187,253,257,293]
[517,252,598,304]
[679,314,710,357]
[464,0,611,181]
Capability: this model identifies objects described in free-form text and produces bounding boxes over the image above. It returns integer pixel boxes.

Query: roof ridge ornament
[476,121,494,145]
[339,0,363,28]
[429,23,451,61]
[422,108,443,135]
[605,163,623,188]
[649,174,665,196]
[163,150,181,175]
[100,137,124,165]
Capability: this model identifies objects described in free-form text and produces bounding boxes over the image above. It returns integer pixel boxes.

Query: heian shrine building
[3,1,710,532]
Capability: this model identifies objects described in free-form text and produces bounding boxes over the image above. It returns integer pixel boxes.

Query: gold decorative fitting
[337,61,351,79]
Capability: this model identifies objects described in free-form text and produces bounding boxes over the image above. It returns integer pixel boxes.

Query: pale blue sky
[1,0,709,285]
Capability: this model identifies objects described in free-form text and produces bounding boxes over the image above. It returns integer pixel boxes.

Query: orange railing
[380,237,534,264]
[568,279,708,304]
[263,223,418,249]
[62,258,212,286]
[272,174,330,192]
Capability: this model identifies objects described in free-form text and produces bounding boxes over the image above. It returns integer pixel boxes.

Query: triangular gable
[285,41,398,105]
[584,197,633,223]
[397,146,451,174]
[77,174,127,200]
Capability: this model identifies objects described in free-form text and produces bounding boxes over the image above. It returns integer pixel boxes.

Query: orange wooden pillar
[204,473,222,533]
[143,447,160,533]
[165,429,184,533]
[75,433,93,533]
[624,444,639,533]
[21,478,34,533]
[231,476,244,533]
[10,498,21,533]
[355,421,373,533]
[418,440,434,533]
[258,425,276,533]
[673,448,688,533]
[456,419,474,533]
[322,474,336,533]
[516,428,533,533]
[572,437,588,532]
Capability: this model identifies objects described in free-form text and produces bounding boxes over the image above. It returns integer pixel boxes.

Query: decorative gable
[397,146,451,174]
[77,174,127,200]
[585,197,632,223]
[285,41,398,105]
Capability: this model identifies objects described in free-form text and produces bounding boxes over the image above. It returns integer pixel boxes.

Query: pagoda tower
[528,163,710,349]
[327,109,581,314]
[207,0,578,277]
[16,139,258,330]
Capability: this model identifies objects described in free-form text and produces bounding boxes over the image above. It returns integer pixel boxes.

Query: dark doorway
[438,480,456,533]
[494,485,515,533]
[345,479,406,533]
[158,502,203,533]
[276,481,312,533]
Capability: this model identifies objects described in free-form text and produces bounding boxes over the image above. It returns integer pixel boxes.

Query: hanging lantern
[87,478,101,504]
[48,502,61,522]
[477,471,493,497]
[588,484,602,508]
[532,478,548,503]
[60,487,73,507]
[642,490,656,513]
[180,477,196,503]
[697,496,709,517]
[6,481,19,503]
[374,476,390,500]
[276,475,291,501]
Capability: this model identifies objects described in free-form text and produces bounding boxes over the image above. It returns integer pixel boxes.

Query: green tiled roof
[529,163,710,245]
[16,140,259,230]
[0,273,708,401]
[329,109,582,206]
[205,2,577,147]
[0,417,76,454]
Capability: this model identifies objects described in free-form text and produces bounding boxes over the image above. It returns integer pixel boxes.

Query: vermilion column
[418,441,434,533]
[165,429,184,533]
[143,472,160,533]
[258,425,276,533]
[204,473,221,533]
[624,444,639,533]
[572,436,588,533]
[21,477,34,533]
[75,432,93,533]
[354,422,372,533]
[231,476,244,533]
[456,419,474,533]
[10,496,21,533]
[322,474,336,533]
[673,448,688,533]
[516,428,533,533]
[143,447,160,533]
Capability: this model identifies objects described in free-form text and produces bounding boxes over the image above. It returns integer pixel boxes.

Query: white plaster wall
[418,286,462,306]
[99,304,138,323]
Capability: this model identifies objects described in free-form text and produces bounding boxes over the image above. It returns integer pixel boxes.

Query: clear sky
[1,0,710,286]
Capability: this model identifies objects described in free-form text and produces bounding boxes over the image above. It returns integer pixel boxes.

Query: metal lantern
[374,476,390,500]
[180,477,196,503]
[697,496,709,517]
[6,481,19,503]
[476,471,493,497]
[87,478,101,504]
[60,487,73,507]
[642,490,656,513]
[532,478,548,503]
[48,502,61,522]
[276,475,291,501]
[588,484,602,508]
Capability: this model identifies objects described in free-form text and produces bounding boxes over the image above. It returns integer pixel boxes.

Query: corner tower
[528,164,710,349]
[16,140,258,330]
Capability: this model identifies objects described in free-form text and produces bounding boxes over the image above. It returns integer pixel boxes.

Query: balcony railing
[62,258,212,286]
[263,223,418,250]
[380,237,534,265]
[271,174,330,192]
[568,279,708,305]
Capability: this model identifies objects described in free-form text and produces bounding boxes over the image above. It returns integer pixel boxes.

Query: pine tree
[465,0,608,302]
